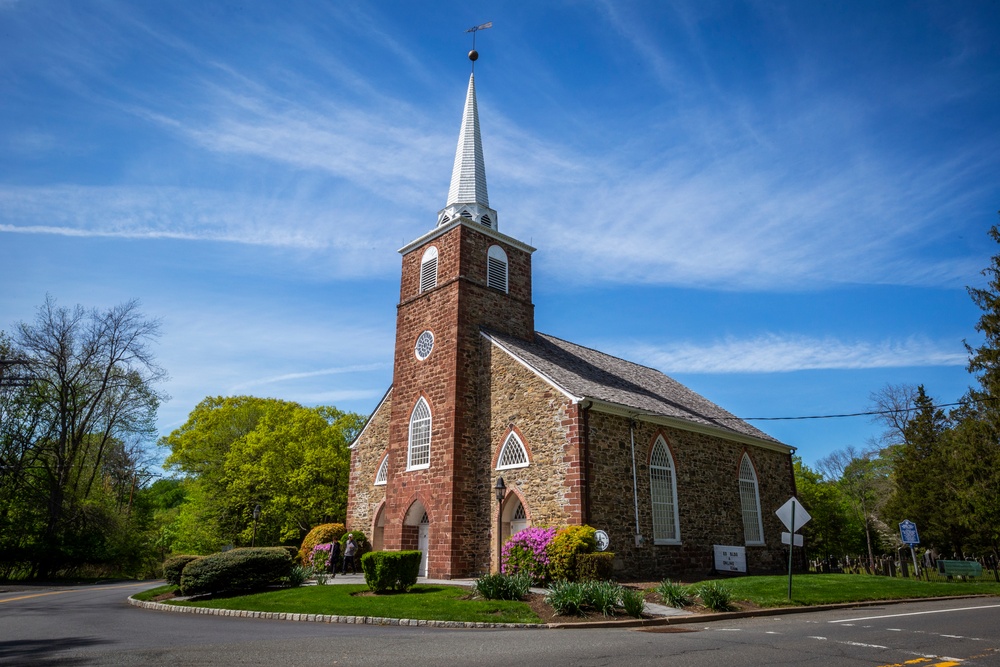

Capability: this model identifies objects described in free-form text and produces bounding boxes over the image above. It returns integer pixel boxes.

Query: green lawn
[716,574,1000,608]
[132,584,178,601]
[167,584,542,624]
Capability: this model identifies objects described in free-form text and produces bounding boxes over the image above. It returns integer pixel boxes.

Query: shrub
[545,580,586,616]
[308,543,338,574]
[696,581,733,612]
[298,524,346,564]
[656,579,693,608]
[501,527,557,584]
[620,588,647,618]
[576,552,615,581]
[287,565,312,587]
[162,554,201,586]
[547,525,597,582]
[583,580,622,617]
[473,572,534,601]
[180,547,293,596]
[360,551,422,593]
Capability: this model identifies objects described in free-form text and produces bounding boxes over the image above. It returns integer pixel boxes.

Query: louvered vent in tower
[486,245,507,293]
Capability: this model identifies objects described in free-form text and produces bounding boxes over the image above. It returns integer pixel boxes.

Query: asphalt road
[2,581,999,666]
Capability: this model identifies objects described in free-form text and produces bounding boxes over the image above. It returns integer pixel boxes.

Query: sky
[1,1,998,471]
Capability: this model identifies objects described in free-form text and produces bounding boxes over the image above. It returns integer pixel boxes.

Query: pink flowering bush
[308,543,336,574]
[501,527,557,583]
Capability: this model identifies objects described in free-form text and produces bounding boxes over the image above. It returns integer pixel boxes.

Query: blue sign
[899,519,920,546]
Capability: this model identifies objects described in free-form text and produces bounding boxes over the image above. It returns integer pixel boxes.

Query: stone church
[347,62,796,580]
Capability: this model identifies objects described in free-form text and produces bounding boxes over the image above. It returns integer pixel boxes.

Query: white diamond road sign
[775,497,811,533]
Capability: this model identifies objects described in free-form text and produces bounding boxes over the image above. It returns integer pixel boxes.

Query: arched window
[407,398,431,470]
[487,245,508,293]
[496,432,529,470]
[419,246,438,293]
[739,454,764,545]
[374,453,388,485]
[650,436,680,544]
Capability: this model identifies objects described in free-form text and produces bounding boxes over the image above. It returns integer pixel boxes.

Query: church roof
[484,330,786,449]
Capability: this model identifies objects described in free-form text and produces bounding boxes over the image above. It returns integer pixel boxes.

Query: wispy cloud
[623,334,967,374]
[228,363,389,393]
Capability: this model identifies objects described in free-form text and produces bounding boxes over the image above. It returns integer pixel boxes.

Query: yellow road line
[0,582,148,604]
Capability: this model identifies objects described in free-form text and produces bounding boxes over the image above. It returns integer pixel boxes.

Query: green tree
[793,457,860,560]
[818,446,891,570]
[0,297,166,579]
[160,396,364,551]
[882,386,962,548]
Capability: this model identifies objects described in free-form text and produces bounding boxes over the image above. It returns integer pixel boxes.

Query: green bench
[937,559,983,579]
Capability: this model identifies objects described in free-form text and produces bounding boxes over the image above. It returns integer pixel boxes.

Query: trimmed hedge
[298,523,346,564]
[180,547,293,595]
[576,552,615,581]
[360,550,422,593]
[163,554,202,586]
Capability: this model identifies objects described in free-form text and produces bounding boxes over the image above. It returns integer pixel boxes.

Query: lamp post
[251,504,261,547]
[494,477,506,573]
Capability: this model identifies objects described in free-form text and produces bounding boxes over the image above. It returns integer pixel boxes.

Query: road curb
[126,596,546,629]
[129,592,996,631]
[547,594,997,629]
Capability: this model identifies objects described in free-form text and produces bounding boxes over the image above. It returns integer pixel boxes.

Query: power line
[738,400,972,422]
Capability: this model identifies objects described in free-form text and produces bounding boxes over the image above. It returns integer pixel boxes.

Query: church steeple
[437,72,499,230]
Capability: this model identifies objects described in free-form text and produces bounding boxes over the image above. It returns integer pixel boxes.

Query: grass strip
[172,584,542,624]
[719,574,1000,608]
[132,584,178,601]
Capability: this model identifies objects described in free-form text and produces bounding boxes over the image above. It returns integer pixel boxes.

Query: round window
[415,330,434,360]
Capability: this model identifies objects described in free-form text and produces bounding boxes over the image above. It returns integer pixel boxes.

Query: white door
[418,512,429,577]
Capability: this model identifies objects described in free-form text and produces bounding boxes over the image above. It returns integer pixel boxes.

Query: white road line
[808,636,827,640]
[842,641,888,649]
[828,604,1000,623]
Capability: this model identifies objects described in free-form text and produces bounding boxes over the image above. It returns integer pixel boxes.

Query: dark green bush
[180,547,293,596]
[360,550,421,593]
[162,555,202,586]
[620,588,646,618]
[545,580,586,616]
[576,552,614,581]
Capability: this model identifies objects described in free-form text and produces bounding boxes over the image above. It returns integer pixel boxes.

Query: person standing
[342,535,358,574]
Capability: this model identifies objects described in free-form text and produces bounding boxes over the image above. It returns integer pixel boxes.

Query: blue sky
[2,1,997,469]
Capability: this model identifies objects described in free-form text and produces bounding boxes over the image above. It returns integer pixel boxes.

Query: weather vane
[465,21,492,69]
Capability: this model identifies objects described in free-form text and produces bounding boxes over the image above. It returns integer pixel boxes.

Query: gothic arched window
[374,453,388,486]
[739,454,764,545]
[496,432,529,470]
[650,436,680,544]
[407,398,431,470]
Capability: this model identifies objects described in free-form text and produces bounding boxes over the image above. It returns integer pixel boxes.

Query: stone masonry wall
[346,390,391,537]
[485,342,578,569]
[585,411,794,579]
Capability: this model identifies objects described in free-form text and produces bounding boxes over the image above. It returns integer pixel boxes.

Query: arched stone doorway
[403,500,429,577]
[372,503,386,552]
[501,494,530,544]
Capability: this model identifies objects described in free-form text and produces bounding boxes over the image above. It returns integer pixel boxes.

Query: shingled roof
[484,330,785,447]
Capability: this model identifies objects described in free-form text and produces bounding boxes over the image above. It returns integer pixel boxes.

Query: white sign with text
[713,545,747,573]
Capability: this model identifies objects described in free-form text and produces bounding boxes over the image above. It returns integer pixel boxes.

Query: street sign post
[899,520,920,577]
[776,497,811,599]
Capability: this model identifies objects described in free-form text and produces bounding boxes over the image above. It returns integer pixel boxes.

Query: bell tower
[378,47,535,578]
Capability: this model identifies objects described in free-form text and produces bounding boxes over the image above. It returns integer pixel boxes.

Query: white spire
[438,73,498,230]
[447,74,489,206]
